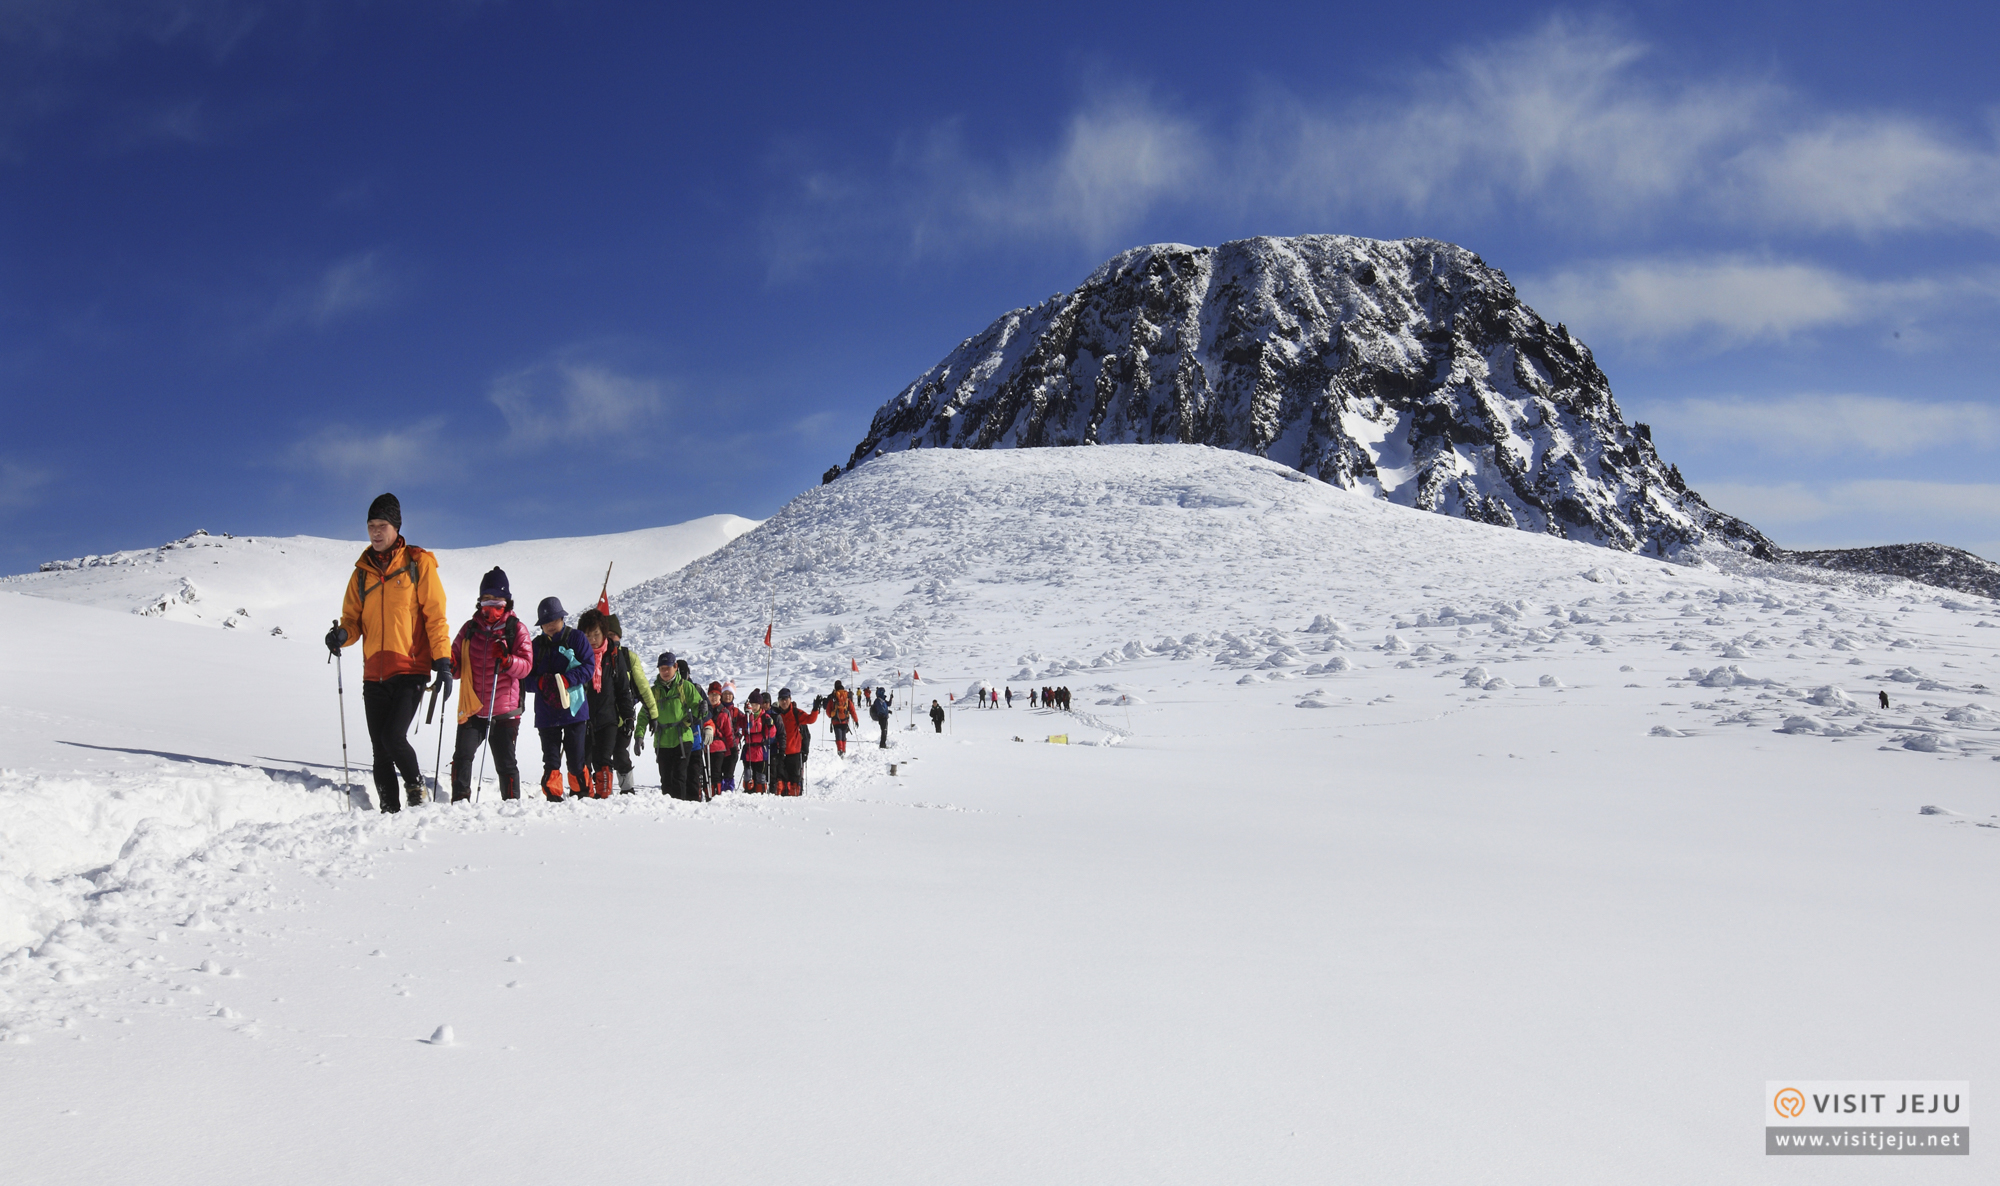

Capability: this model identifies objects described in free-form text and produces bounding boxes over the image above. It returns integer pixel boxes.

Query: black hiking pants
[363,673,427,811]
[451,714,520,801]
[585,721,618,772]
[539,723,586,794]
[657,743,703,800]
[877,717,889,747]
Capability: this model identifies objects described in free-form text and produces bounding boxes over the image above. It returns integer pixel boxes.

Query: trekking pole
[329,621,353,813]
[425,675,445,804]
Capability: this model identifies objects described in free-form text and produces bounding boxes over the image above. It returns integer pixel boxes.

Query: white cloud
[1732,116,2000,235]
[1661,395,2000,457]
[0,0,267,57]
[262,250,398,332]
[488,353,667,448]
[770,16,2000,263]
[289,417,449,491]
[0,458,55,511]
[1520,257,2000,348]
[307,251,394,326]
[1696,478,2000,555]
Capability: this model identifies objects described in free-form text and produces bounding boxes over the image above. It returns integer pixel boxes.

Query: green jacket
[644,674,706,749]
[622,648,658,725]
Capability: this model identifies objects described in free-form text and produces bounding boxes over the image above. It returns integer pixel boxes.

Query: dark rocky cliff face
[840,234,1774,558]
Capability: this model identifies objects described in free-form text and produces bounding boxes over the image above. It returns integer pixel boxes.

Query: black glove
[324,624,348,655]
[634,729,647,756]
[813,695,826,711]
[430,658,453,701]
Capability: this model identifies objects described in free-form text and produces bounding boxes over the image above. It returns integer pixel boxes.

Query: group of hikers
[324,493,904,811]
[957,685,1070,710]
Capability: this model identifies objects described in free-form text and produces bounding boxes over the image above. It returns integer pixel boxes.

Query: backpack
[869,694,890,721]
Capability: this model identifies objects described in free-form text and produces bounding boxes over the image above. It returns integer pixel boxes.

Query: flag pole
[763,594,775,695]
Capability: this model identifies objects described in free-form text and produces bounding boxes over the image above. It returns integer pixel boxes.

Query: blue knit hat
[479,567,511,601]
[535,596,566,626]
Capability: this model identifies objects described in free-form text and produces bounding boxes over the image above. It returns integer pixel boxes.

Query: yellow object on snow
[1047,734,1068,745]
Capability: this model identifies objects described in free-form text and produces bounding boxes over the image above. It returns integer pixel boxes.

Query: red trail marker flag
[763,624,772,647]
[850,658,858,672]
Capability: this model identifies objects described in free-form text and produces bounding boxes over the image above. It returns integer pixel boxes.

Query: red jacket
[707,703,743,753]
[776,704,819,755]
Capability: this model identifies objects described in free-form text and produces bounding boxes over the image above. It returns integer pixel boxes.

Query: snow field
[5,445,2000,1182]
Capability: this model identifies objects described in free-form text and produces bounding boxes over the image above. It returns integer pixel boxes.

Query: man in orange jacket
[325,493,452,813]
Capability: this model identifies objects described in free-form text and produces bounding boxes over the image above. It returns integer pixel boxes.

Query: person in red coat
[772,687,820,796]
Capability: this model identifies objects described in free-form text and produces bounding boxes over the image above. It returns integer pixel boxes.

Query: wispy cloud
[1697,478,2000,557]
[1660,394,2000,457]
[0,457,55,511]
[0,0,268,58]
[263,250,399,332]
[1520,258,2000,348]
[488,350,669,449]
[769,16,2000,266]
[288,416,450,492]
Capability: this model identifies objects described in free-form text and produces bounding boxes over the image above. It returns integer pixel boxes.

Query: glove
[493,638,510,661]
[813,695,826,711]
[634,730,647,756]
[324,624,348,655]
[431,658,453,701]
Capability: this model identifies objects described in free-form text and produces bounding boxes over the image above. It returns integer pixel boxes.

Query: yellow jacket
[338,539,450,681]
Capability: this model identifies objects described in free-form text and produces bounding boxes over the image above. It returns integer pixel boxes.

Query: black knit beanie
[367,492,402,529]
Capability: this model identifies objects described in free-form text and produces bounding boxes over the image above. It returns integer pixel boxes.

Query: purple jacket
[528,626,596,728]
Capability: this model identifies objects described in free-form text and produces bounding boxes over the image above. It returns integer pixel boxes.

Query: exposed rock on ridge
[839,234,1773,558]
[1782,543,2000,601]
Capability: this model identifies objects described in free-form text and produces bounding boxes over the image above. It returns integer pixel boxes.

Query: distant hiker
[705,682,741,793]
[825,680,859,756]
[773,688,819,796]
[326,492,451,813]
[446,567,532,802]
[602,614,655,794]
[1004,686,1012,708]
[1029,688,1038,709]
[1060,686,1071,712]
[930,700,945,733]
[1879,690,1890,709]
[869,686,894,748]
[527,597,594,801]
[741,689,781,793]
[642,651,707,800]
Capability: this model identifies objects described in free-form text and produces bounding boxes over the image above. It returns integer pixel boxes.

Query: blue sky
[4,1,1999,569]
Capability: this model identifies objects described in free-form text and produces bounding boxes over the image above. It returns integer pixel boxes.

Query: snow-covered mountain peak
[837,233,1770,560]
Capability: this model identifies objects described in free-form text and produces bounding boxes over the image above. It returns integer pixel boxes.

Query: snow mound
[0,765,341,951]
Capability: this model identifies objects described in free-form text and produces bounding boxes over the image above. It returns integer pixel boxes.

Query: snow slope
[2,515,758,640]
[4,446,1999,1183]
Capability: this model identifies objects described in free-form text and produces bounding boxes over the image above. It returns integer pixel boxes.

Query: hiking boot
[566,772,586,800]
[405,778,426,807]
[542,769,565,801]
[617,770,635,794]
